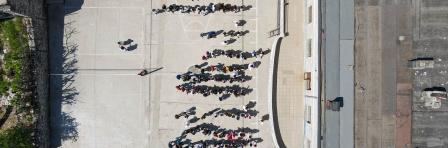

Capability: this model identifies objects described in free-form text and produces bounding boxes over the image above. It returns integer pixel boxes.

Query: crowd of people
[213,107,258,120]
[175,62,254,76]
[169,123,261,148]
[176,102,258,123]
[223,30,249,37]
[202,48,271,61]
[152,3,252,15]
[175,84,252,99]
[156,0,269,146]
[177,71,250,84]
[201,63,249,73]
[169,135,261,148]
[175,107,197,119]
[200,30,250,39]
[170,102,266,148]
[199,21,249,45]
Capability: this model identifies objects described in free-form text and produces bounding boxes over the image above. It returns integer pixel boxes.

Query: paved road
[353,0,413,148]
[322,0,354,148]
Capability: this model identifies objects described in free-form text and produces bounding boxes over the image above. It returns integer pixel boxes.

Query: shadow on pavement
[48,0,83,147]
[271,37,288,148]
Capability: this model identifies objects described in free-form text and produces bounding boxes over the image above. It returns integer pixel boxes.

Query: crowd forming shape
[175,102,258,121]
[200,30,250,39]
[156,0,270,147]
[202,48,271,60]
[170,103,263,147]
[153,3,252,15]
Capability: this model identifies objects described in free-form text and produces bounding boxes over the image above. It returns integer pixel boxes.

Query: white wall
[303,0,320,147]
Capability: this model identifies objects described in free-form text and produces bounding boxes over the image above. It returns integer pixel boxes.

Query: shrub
[0,125,33,148]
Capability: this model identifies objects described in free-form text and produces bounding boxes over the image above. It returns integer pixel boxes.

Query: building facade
[303,0,320,147]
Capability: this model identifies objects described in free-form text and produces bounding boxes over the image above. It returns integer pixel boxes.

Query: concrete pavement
[271,0,305,147]
[353,0,413,148]
[48,1,152,146]
[412,0,448,147]
[321,0,354,148]
[48,0,280,147]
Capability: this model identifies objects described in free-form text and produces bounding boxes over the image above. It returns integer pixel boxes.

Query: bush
[0,76,9,95]
[0,125,33,148]
[0,17,34,148]
[0,17,27,103]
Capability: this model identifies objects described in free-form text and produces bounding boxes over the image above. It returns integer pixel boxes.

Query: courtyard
[47,0,291,147]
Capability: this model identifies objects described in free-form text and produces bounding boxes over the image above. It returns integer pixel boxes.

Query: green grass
[0,125,33,148]
[0,17,34,146]
[0,17,27,97]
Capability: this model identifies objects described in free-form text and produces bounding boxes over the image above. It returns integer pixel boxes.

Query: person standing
[222,40,229,45]
[251,50,258,59]
[117,41,126,50]
[248,63,254,71]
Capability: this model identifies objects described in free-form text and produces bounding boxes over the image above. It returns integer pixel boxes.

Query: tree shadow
[64,0,85,15]
[59,112,79,142]
[49,21,80,146]
[48,1,83,146]
[60,21,80,106]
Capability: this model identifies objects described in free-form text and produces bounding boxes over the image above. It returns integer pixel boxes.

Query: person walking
[233,20,245,27]
[138,69,148,76]
[222,40,229,45]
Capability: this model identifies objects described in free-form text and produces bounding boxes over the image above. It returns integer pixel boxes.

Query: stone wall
[6,0,49,148]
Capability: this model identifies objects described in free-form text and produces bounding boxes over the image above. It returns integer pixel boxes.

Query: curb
[268,0,286,147]
[267,36,283,148]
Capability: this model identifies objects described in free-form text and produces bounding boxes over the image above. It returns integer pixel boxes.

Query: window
[306,140,311,148]
[307,39,312,57]
[308,6,313,23]
[306,106,311,124]
[304,72,311,80]
[305,72,311,90]
[305,79,311,90]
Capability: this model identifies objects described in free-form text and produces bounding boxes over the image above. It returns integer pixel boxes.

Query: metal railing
[268,0,282,38]
[269,28,280,38]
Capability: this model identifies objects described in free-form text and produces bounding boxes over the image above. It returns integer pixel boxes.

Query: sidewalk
[272,0,305,147]
[321,0,354,148]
